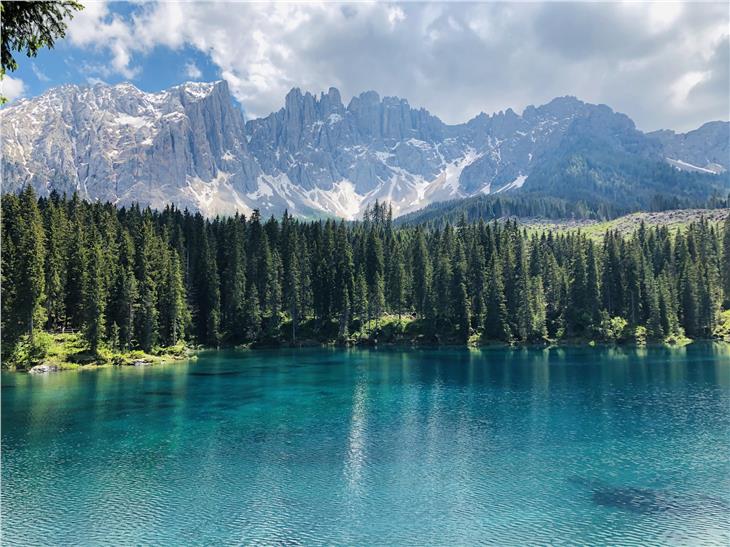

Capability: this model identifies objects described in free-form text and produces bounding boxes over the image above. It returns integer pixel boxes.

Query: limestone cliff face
[2,81,727,218]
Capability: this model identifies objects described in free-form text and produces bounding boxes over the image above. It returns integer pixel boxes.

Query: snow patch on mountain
[2,82,726,219]
[666,157,726,175]
[496,174,527,193]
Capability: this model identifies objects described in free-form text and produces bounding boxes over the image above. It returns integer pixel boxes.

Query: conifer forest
[2,187,730,365]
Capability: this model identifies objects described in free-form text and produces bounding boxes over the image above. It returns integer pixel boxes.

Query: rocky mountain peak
[2,81,727,219]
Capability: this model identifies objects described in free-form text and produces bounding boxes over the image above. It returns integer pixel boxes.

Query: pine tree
[412,228,432,318]
[1,194,21,358]
[657,272,679,336]
[159,250,187,346]
[601,232,623,316]
[243,283,261,340]
[366,227,385,330]
[109,231,137,350]
[645,269,664,340]
[353,265,369,336]
[529,275,548,340]
[433,242,453,332]
[84,229,106,353]
[43,197,68,330]
[196,227,221,346]
[469,239,487,331]
[15,186,46,344]
[679,255,699,337]
[585,241,600,327]
[333,222,354,338]
[220,218,247,343]
[514,238,532,341]
[723,214,730,308]
[542,251,565,339]
[282,224,302,342]
[567,240,590,336]
[451,239,471,342]
[2,190,724,359]
[388,239,407,321]
[484,253,509,341]
[65,204,87,330]
[135,218,159,352]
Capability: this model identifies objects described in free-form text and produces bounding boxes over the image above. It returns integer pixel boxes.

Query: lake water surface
[3,344,730,545]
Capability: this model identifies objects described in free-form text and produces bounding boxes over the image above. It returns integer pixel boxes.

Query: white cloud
[2,76,25,102]
[66,1,140,78]
[86,76,108,86]
[31,64,50,82]
[387,6,406,28]
[63,1,730,131]
[670,71,709,108]
[185,61,202,80]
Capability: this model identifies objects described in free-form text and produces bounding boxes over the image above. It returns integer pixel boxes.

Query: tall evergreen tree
[451,239,471,341]
[484,254,509,341]
[412,229,432,318]
[723,214,730,308]
[159,250,187,346]
[65,201,87,330]
[43,197,67,330]
[109,231,137,350]
[15,186,46,344]
[135,218,160,352]
[366,227,385,330]
[84,229,106,353]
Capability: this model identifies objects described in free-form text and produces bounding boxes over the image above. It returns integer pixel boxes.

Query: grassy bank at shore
[3,332,195,373]
[5,310,729,373]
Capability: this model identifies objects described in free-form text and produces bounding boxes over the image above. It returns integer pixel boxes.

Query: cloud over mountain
[59,1,728,133]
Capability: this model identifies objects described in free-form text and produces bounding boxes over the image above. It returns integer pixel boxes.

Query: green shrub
[597,312,628,342]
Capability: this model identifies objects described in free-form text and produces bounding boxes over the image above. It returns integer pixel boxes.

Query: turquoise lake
[2,344,730,545]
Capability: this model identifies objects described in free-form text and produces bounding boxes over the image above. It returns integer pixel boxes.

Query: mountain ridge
[2,80,727,219]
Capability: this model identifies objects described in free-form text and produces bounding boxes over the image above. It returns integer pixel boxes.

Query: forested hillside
[2,189,729,367]
[397,189,730,229]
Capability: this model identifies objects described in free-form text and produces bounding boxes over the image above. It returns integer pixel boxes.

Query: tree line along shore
[2,188,730,371]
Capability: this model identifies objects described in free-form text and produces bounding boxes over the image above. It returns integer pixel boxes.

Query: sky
[2,1,728,132]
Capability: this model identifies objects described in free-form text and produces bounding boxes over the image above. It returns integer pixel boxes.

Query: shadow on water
[189,370,244,377]
[569,476,730,515]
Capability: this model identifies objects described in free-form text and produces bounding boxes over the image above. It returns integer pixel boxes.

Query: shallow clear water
[3,344,730,545]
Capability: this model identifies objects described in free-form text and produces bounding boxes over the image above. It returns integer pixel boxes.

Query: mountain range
[1,80,728,219]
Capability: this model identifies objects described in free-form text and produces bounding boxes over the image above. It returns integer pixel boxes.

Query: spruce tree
[388,239,407,321]
[283,230,302,342]
[43,197,68,330]
[109,231,137,350]
[159,250,187,346]
[484,254,509,341]
[514,239,532,341]
[65,206,87,330]
[334,223,354,338]
[412,229,432,318]
[196,227,221,346]
[15,186,46,345]
[723,214,730,308]
[679,255,699,337]
[366,227,385,330]
[84,229,106,354]
[135,218,159,352]
[221,219,247,342]
[451,240,471,342]
[353,265,369,336]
